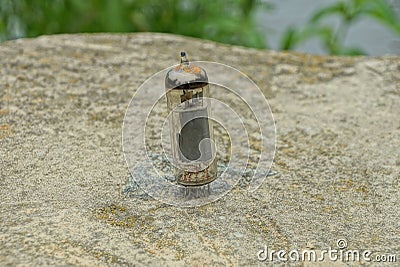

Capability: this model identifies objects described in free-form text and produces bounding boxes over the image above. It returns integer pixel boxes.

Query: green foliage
[0,0,268,49]
[280,0,400,55]
[1,0,399,55]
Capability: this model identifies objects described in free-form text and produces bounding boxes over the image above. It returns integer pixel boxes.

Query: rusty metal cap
[165,51,208,90]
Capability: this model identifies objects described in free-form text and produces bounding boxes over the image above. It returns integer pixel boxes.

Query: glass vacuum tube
[165,52,217,186]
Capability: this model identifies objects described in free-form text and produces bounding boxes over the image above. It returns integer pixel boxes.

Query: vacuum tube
[165,52,217,187]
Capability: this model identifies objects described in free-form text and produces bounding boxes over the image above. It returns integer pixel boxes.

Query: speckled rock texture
[0,33,399,266]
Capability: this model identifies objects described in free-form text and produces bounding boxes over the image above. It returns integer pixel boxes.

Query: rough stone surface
[0,33,399,266]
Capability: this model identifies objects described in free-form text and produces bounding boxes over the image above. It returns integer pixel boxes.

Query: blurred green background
[1,0,399,55]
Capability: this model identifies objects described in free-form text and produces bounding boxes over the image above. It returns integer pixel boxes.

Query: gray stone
[0,33,399,266]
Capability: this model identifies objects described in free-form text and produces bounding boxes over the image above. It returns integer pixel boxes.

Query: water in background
[256,0,400,55]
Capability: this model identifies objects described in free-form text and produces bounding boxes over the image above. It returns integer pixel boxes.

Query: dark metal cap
[165,51,208,90]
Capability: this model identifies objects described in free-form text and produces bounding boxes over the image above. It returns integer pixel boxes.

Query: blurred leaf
[281,0,400,55]
[311,2,348,22]
[280,27,297,50]
[360,0,400,35]
[339,46,366,55]
[310,0,364,23]
[3,0,397,54]
[0,0,268,49]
